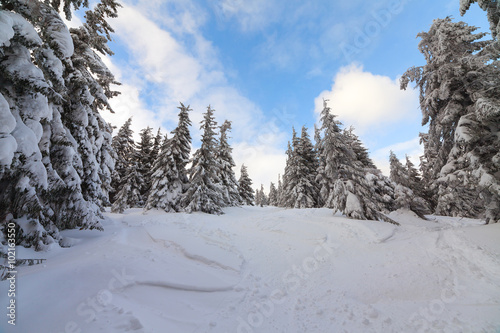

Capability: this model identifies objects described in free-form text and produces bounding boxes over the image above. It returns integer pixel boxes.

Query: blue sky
[77,0,491,189]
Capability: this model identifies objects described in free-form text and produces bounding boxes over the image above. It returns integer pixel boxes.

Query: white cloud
[233,142,286,191]
[314,64,419,134]
[371,137,423,176]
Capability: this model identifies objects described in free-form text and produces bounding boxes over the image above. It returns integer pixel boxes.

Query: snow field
[1,207,499,333]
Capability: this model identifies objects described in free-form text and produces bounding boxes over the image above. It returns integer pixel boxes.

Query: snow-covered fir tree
[314,124,325,208]
[110,118,137,203]
[0,0,119,250]
[255,185,268,207]
[146,103,192,212]
[281,129,298,207]
[238,164,255,205]
[389,151,430,218]
[136,126,154,200]
[111,161,142,213]
[268,182,278,206]
[315,100,343,208]
[181,106,225,214]
[216,120,242,206]
[401,17,499,222]
[151,128,163,163]
[318,102,397,224]
[277,175,283,207]
[255,187,262,207]
[292,126,319,208]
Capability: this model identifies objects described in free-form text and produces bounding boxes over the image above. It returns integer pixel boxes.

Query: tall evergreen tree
[316,100,343,208]
[238,164,255,206]
[401,17,499,222]
[151,128,163,163]
[0,0,119,250]
[110,118,136,202]
[136,126,154,199]
[268,182,278,206]
[292,126,319,208]
[216,120,242,206]
[277,175,283,207]
[181,106,224,214]
[319,103,397,224]
[389,152,430,218]
[146,103,192,212]
[110,119,143,212]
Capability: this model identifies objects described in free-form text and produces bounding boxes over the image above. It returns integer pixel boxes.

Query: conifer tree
[238,164,255,205]
[111,118,136,202]
[0,0,119,250]
[151,128,163,163]
[181,106,224,214]
[146,103,192,212]
[136,126,154,199]
[319,102,397,224]
[277,175,284,207]
[389,151,430,218]
[402,17,499,222]
[216,120,242,206]
[268,182,278,206]
[258,184,268,207]
[293,126,319,208]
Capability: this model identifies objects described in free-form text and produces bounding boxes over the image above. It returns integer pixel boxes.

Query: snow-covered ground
[1,207,500,333]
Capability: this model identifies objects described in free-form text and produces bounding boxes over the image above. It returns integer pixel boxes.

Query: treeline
[110,104,255,215]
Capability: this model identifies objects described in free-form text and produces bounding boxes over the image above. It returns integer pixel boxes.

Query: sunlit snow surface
[1,207,499,332]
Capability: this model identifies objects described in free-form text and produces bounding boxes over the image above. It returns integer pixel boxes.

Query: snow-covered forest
[0,0,499,332]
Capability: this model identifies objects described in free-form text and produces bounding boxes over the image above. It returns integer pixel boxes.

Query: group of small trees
[262,101,423,224]
[110,104,254,215]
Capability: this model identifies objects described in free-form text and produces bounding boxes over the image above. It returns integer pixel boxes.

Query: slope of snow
[1,207,499,332]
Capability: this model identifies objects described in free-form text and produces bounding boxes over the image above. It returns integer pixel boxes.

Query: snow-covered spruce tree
[280,141,294,207]
[268,182,278,206]
[344,126,377,169]
[216,120,242,206]
[389,152,430,219]
[282,128,303,208]
[315,100,343,208]
[238,164,255,205]
[291,126,319,208]
[401,17,499,221]
[277,175,283,207]
[314,124,325,208]
[146,103,192,212]
[318,103,397,224]
[255,186,262,207]
[110,118,137,203]
[181,106,225,214]
[258,184,268,207]
[111,160,142,213]
[405,155,429,202]
[0,0,119,250]
[151,128,163,163]
[110,121,143,213]
[136,126,154,200]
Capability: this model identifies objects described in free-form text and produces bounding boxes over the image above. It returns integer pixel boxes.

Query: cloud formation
[314,64,419,134]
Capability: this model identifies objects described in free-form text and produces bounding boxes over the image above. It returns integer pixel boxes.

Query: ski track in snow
[1,207,499,333]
